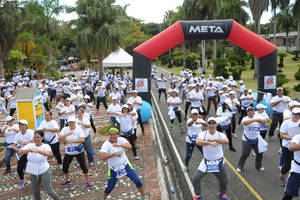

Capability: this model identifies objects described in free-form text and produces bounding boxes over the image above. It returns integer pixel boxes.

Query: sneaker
[182,165,187,173]
[18,180,25,189]
[236,168,242,172]
[142,131,145,136]
[4,169,11,175]
[279,176,285,186]
[134,156,140,160]
[229,147,236,152]
[180,127,185,133]
[278,147,282,154]
[218,193,229,200]
[232,133,238,138]
[193,194,203,200]
[86,180,92,187]
[62,179,72,186]
[89,162,95,166]
[252,151,256,156]
[58,164,63,170]
[258,167,264,171]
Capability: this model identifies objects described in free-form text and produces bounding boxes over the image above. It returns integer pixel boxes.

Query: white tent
[102,48,133,68]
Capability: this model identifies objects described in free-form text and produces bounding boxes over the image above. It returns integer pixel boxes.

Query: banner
[135,78,148,92]
[264,76,276,90]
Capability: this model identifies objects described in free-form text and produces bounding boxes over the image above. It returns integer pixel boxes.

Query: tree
[0,1,23,76]
[293,0,300,50]
[277,4,294,51]
[270,0,290,45]
[249,0,269,79]
[75,0,126,79]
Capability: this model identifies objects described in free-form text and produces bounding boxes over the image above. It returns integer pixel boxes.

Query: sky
[57,0,294,24]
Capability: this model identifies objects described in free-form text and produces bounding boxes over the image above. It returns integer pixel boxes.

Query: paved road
[152,68,300,200]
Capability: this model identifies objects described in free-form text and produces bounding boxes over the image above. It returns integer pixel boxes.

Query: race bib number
[113,165,127,178]
[191,134,198,141]
[205,160,220,173]
[260,124,268,130]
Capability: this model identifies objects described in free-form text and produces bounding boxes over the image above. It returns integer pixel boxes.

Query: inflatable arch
[132,20,277,103]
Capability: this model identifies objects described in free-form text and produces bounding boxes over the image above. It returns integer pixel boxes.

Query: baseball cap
[122,104,129,109]
[289,101,300,107]
[67,116,76,122]
[191,109,199,114]
[83,95,90,99]
[19,119,28,125]
[207,117,217,123]
[5,116,14,122]
[132,90,138,93]
[239,80,244,84]
[112,96,118,100]
[229,91,235,95]
[65,98,71,101]
[246,107,254,112]
[292,108,300,114]
[256,104,267,110]
[277,87,283,91]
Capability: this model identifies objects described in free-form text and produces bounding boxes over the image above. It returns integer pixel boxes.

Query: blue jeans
[5,148,15,170]
[185,142,202,167]
[121,95,125,104]
[84,134,94,163]
[59,119,65,130]
[104,163,143,194]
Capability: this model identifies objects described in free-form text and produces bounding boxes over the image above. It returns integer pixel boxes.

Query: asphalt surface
[151,69,300,200]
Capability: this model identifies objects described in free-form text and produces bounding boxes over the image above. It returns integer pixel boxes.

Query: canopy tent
[102,48,133,68]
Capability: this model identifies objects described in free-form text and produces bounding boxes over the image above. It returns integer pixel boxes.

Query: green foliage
[292,50,300,58]
[229,65,247,80]
[173,55,183,66]
[98,124,112,135]
[278,51,288,68]
[160,54,171,65]
[277,73,289,87]
[79,60,88,70]
[213,58,229,78]
[185,53,198,70]
[295,65,300,80]
[294,83,300,92]
[122,20,146,54]
[4,49,27,74]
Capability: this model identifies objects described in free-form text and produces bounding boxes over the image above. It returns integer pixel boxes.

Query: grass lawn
[156,52,300,99]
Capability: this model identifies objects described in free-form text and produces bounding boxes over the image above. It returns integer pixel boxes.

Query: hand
[18,140,24,146]
[122,113,127,117]
[68,131,73,136]
[30,149,39,153]
[42,128,48,132]
[112,143,120,147]
[207,139,215,142]
[209,141,218,147]
[65,140,72,144]
[114,152,121,157]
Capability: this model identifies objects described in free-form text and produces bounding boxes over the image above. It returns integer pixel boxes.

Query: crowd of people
[0,69,146,200]
[151,66,300,200]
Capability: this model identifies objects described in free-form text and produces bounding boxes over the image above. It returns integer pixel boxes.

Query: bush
[292,50,300,58]
[294,83,300,92]
[213,58,229,78]
[278,51,287,68]
[185,52,198,69]
[98,124,112,135]
[295,71,300,80]
[283,88,290,96]
[292,57,299,61]
[160,54,171,65]
[277,73,289,87]
[229,65,247,80]
[79,60,88,70]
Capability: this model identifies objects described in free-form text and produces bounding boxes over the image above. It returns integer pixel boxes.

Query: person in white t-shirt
[157,74,167,102]
[107,96,122,128]
[128,90,144,135]
[255,104,270,139]
[95,81,108,115]
[16,130,59,200]
[77,108,94,166]
[7,90,16,116]
[59,116,92,187]
[279,108,300,186]
[12,119,34,189]
[192,117,229,200]
[183,109,207,172]
[283,133,300,200]
[237,107,267,172]
[229,91,240,138]
[284,101,300,121]
[82,95,97,134]
[167,89,183,132]
[184,84,193,119]
[56,96,66,130]
[100,128,145,200]
[238,89,254,125]
[38,111,62,169]
[268,87,291,140]
[61,98,75,125]
[70,87,83,114]
[1,116,19,174]
[206,81,218,114]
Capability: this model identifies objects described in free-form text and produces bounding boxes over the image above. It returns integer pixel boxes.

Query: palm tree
[249,0,269,79]
[277,4,294,51]
[293,0,300,50]
[0,1,23,76]
[270,0,290,45]
[75,0,126,79]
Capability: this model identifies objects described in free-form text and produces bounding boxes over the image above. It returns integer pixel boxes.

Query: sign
[135,78,148,92]
[189,25,224,33]
[264,76,276,89]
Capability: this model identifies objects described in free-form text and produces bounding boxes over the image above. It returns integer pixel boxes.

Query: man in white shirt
[157,74,167,102]
[128,90,144,135]
[268,87,291,140]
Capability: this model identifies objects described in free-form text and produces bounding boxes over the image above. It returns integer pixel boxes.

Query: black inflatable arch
[133,20,277,103]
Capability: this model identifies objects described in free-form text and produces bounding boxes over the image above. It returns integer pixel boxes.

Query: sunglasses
[208,121,217,124]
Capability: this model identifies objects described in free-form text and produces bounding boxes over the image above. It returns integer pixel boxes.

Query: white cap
[127,101,133,105]
[19,119,28,125]
[289,101,300,107]
[112,96,118,100]
[246,106,254,112]
[277,87,283,91]
[292,107,300,114]
[83,95,90,99]
[132,90,138,93]
[222,85,228,89]
[5,116,14,122]
[191,109,199,114]
[256,104,267,109]
[171,89,179,94]
[229,91,235,95]
[68,116,76,122]
[122,104,129,109]
[224,98,232,106]
[229,76,233,80]
[248,89,253,93]
[239,80,244,84]
[65,98,71,101]
[207,117,217,123]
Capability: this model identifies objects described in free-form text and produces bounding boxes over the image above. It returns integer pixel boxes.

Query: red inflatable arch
[133,20,277,103]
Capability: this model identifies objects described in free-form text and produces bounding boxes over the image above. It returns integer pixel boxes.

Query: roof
[264,32,297,38]
[16,88,41,100]
[102,48,132,68]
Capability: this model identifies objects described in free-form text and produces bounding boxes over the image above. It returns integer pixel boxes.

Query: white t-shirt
[38,120,59,144]
[100,137,129,168]
[107,103,121,120]
[271,95,291,113]
[167,96,181,110]
[60,126,85,155]
[254,111,269,131]
[63,104,75,119]
[76,117,91,137]
[280,119,300,149]
[197,131,226,172]
[157,78,167,89]
[56,102,65,119]
[206,86,217,97]
[242,116,260,141]
[14,129,34,148]
[290,134,300,173]
[216,107,232,127]
[128,96,142,110]
[283,109,292,120]
[8,95,16,109]
[230,98,239,114]
[71,93,83,106]
[23,143,51,175]
[190,90,204,108]
[186,118,206,143]
[240,95,252,108]
[109,92,121,103]
[96,85,106,97]
[3,124,19,148]
[120,114,135,133]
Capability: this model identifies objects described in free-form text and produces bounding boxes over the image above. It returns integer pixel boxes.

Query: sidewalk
[0,99,161,199]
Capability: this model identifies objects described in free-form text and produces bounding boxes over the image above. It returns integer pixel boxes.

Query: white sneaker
[237,168,242,172]
[89,162,95,166]
[278,147,282,154]
[252,151,256,156]
[58,164,63,170]
[134,156,140,160]
[259,167,264,171]
[232,133,238,138]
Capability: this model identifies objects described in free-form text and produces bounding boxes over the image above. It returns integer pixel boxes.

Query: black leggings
[96,96,108,110]
[17,155,27,180]
[185,101,191,118]
[63,152,88,174]
[10,108,16,116]
[90,116,96,133]
[232,114,236,134]
[281,147,294,175]
[122,133,137,157]
[158,89,167,101]
[137,110,144,133]
[86,91,95,103]
[50,142,62,165]
[217,125,233,149]
[44,102,50,112]
[282,193,293,200]
[171,111,182,124]
[238,109,247,125]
